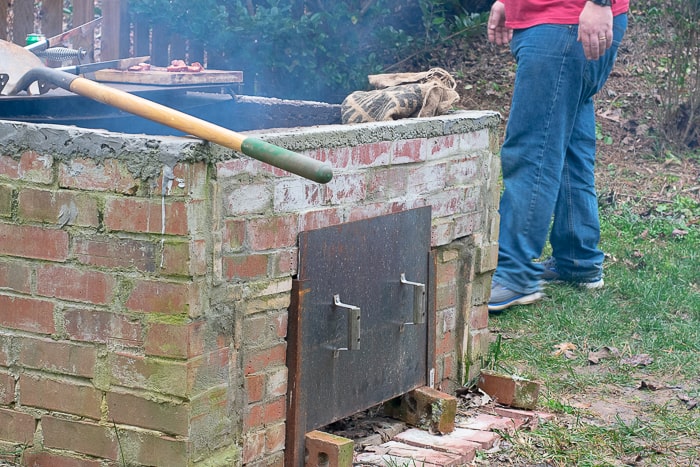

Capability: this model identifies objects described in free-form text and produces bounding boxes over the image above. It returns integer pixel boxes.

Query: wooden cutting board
[93,68,243,86]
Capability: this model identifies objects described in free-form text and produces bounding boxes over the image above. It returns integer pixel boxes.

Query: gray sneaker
[488,282,544,312]
[541,257,604,289]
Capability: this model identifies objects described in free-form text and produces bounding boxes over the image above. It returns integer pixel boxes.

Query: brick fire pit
[0,109,500,466]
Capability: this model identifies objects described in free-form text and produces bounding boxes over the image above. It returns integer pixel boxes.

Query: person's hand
[578,1,613,60]
[487,1,512,46]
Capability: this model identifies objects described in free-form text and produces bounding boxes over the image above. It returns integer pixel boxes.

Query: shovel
[1,39,43,95]
[2,41,333,184]
[2,18,102,94]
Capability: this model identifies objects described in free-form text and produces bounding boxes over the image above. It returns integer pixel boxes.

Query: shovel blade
[0,39,43,95]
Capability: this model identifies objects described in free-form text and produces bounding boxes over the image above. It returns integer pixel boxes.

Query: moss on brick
[193,444,241,467]
[145,313,190,325]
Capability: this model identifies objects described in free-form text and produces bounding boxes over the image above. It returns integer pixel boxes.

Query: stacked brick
[0,110,500,466]
[0,144,236,465]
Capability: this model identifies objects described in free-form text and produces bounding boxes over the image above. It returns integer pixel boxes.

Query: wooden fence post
[133,18,150,57]
[1,1,8,41]
[11,0,34,45]
[170,32,186,62]
[40,0,63,38]
[189,40,204,65]
[151,24,170,66]
[101,0,130,60]
[72,0,96,61]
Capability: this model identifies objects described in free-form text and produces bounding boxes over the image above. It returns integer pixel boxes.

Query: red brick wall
[0,112,500,466]
[215,117,501,465]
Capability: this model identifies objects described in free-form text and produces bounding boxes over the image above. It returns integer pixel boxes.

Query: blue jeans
[493,14,628,294]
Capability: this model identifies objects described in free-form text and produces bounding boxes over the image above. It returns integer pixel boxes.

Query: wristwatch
[589,0,613,6]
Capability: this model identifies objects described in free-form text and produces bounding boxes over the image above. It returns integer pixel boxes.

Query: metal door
[286,207,432,466]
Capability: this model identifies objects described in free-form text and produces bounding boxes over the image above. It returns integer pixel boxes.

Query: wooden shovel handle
[69,77,333,183]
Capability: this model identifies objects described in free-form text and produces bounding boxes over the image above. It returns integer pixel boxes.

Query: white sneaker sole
[580,279,604,289]
[488,291,544,312]
[542,278,604,290]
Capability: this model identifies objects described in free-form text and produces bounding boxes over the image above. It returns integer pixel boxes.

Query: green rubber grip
[240,137,333,184]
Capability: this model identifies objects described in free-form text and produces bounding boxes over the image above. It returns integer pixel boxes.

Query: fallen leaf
[478,389,493,406]
[588,346,620,364]
[622,454,644,465]
[672,228,688,238]
[456,388,493,409]
[604,252,617,262]
[678,394,699,410]
[639,380,665,391]
[621,353,654,367]
[571,402,592,409]
[598,107,623,122]
[552,342,578,359]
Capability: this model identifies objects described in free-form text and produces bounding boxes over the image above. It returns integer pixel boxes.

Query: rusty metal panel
[286,207,431,466]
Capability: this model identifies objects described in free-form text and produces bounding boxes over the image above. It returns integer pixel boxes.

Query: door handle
[333,294,361,352]
[400,273,426,325]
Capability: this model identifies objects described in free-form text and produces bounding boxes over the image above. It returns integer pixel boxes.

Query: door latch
[333,294,361,353]
[400,273,426,326]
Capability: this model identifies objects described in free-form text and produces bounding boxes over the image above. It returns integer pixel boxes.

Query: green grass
[487,201,700,466]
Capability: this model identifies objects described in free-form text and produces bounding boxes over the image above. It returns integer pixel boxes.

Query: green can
[26,33,46,46]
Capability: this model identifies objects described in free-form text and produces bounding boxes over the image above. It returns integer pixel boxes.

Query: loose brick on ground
[305,431,353,467]
[394,428,479,462]
[456,412,518,433]
[356,441,467,467]
[478,370,541,410]
[353,404,555,465]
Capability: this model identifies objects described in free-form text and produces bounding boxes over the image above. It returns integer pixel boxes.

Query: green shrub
[644,0,699,149]
[129,0,486,102]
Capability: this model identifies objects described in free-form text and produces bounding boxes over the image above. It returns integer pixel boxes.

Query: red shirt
[500,0,630,29]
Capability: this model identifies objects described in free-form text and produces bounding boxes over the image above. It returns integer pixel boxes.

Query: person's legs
[548,14,628,283]
[492,24,586,297]
[489,15,627,311]
[548,96,604,283]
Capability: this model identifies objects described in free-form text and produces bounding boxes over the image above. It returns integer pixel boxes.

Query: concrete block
[305,431,353,467]
[384,386,457,434]
[478,370,541,410]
